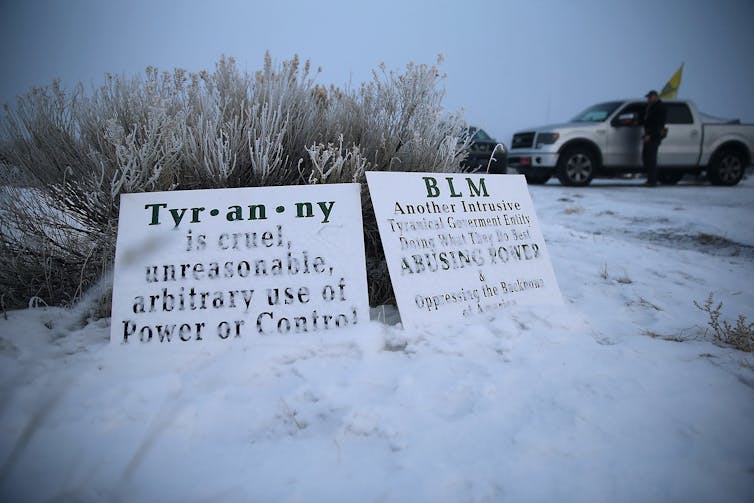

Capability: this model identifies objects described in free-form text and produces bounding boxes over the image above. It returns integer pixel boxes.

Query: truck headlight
[536,132,560,148]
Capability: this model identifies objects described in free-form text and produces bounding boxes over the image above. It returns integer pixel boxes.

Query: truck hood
[515,121,591,133]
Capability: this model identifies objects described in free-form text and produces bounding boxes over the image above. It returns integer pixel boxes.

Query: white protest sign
[366,171,562,330]
[111,183,369,344]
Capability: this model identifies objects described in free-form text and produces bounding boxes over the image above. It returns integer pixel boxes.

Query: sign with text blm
[111,184,369,345]
[366,172,562,330]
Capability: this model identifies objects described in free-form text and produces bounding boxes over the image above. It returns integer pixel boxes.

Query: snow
[2,176,754,502]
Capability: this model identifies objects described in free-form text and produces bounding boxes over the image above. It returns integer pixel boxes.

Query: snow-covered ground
[2,176,753,502]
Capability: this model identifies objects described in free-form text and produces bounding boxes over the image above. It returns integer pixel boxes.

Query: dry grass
[694,293,754,352]
[562,206,585,215]
[641,329,695,343]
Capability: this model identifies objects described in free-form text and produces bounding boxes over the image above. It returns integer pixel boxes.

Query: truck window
[571,101,623,122]
[618,102,646,117]
[610,102,645,126]
[665,103,693,124]
[471,128,492,142]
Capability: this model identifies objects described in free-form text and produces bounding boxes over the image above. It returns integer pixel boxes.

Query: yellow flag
[659,64,683,100]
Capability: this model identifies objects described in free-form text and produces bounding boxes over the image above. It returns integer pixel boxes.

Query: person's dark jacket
[641,100,667,141]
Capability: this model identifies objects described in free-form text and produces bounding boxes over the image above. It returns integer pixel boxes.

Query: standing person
[640,90,667,186]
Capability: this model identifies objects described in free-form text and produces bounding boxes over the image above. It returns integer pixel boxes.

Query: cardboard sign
[366,172,562,330]
[111,184,369,344]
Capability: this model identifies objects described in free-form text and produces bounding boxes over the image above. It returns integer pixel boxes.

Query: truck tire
[524,173,551,185]
[707,150,745,186]
[557,147,596,186]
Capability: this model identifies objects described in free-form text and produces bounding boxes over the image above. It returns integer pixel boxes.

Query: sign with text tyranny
[366,172,562,330]
[111,184,369,344]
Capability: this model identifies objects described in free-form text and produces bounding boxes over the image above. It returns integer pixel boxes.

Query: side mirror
[612,113,638,127]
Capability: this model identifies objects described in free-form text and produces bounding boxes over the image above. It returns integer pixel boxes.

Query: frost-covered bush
[0,53,468,309]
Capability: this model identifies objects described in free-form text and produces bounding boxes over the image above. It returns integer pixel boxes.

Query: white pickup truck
[508,99,754,186]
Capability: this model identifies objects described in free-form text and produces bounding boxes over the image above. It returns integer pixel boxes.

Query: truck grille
[511,132,535,149]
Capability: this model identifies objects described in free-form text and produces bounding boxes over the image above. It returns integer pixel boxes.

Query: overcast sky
[1,0,753,143]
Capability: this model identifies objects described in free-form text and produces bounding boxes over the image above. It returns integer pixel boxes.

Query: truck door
[658,103,701,166]
[605,102,644,167]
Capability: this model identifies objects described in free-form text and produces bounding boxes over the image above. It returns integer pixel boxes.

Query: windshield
[471,128,492,142]
[464,127,493,142]
[570,101,623,122]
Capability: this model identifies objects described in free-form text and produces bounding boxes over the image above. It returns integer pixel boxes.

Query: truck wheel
[658,171,684,185]
[557,147,596,186]
[708,150,745,186]
[524,173,551,185]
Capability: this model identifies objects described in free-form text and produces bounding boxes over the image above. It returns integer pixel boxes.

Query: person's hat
[645,90,659,97]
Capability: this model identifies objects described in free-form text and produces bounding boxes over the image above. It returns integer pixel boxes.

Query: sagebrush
[0,53,470,309]
[694,293,754,352]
